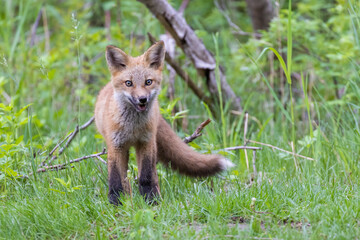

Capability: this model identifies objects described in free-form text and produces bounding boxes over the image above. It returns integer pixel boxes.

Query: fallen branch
[41,116,95,166]
[225,146,261,151]
[95,155,107,165]
[247,139,315,161]
[183,119,211,144]
[26,148,107,177]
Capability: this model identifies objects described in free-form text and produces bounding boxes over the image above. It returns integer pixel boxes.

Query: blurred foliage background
[0,0,359,238]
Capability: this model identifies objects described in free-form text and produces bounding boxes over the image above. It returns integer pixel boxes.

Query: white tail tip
[220,158,235,170]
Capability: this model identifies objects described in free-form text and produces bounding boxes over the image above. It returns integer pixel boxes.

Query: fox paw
[108,193,123,206]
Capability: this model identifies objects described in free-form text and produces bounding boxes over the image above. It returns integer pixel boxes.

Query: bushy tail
[156,117,234,177]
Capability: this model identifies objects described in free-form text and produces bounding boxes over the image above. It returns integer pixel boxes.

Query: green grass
[1,0,360,239]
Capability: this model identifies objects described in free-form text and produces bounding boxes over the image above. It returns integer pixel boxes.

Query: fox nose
[139,97,147,104]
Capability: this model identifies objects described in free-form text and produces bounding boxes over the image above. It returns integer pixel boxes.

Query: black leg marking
[139,156,157,202]
[108,163,123,206]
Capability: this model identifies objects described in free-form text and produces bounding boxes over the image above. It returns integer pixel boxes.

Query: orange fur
[95,41,233,205]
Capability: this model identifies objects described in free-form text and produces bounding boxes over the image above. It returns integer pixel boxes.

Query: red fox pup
[95,41,234,205]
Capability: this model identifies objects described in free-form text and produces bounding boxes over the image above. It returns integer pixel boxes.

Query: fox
[94,41,234,205]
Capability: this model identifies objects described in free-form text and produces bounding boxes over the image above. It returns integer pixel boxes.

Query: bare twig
[79,116,96,130]
[95,155,107,165]
[30,148,107,177]
[41,116,95,166]
[244,112,250,170]
[183,119,212,144]
[225,146,261,151]
[178,0,190,15]
[247,139,315,161]
[231,110,263,128]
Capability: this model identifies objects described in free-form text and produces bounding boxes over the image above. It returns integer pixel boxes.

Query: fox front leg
[136,141,160,203]
[107,147,130,205]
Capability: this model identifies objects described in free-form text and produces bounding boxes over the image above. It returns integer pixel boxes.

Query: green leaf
[54,178,67,187]
[49,188,66,195]
[15,104,32,117]
[15,135,24,145]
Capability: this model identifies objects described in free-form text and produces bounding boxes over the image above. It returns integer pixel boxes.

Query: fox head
[105,41,165,112]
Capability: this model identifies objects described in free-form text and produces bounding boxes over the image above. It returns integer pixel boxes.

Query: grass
[1,0,360,239]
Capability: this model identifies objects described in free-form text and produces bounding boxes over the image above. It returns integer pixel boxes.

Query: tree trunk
[245,0,274,32]
[137,0,242,112]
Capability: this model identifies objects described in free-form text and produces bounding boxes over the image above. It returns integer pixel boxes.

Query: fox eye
[145,79,152,86]
[125,80,133,87]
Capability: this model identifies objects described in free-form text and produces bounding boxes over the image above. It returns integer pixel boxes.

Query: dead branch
[225,146,261,151]
[178,0,190,15]
[247,139,315,161]
[183,119,212,144]
[41,116,95,166]
[95,155,107,165]
[139,0,242,111]
[29,148,107,177]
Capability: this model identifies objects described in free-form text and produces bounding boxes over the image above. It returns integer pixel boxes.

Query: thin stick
[291,141,299,170]
[248,139,315,161]
[42,116,95,166]
[244,112,249,170]
[252,150,257,177]
[95,155,107,165]
[92,158,104,175]
[183,119,211,144]
[225,146,261,151]
[31,148,107,176]
[230,110,263,128]
[178,0,190,15]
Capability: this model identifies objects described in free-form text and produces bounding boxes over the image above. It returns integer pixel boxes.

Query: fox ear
[144,41,165,70]
[106,45,129,72]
